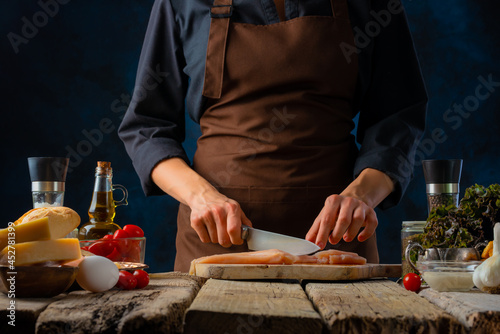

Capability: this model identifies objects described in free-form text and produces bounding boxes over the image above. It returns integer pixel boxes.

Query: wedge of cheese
[0,218,51,251]
[0,238,82,266]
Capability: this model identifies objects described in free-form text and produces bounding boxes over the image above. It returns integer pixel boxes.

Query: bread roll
[20,207,80,239]
[13,208,39,226]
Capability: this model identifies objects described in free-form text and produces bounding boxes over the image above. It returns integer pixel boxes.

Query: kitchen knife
[241,225,320,255]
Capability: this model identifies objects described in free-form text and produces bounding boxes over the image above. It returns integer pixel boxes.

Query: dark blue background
[1,0,499,272]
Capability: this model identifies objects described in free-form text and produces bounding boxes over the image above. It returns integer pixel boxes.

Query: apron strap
[261,0,299,23]
[202,0,233,99]
[331,0,350,20]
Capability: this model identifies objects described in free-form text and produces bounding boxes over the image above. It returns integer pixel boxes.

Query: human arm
[351,0,428,209]
[306,168,394,248]
[118,0,190,196]
[151,158,252,247]
[306,0,427,248]
[118,1,251,247]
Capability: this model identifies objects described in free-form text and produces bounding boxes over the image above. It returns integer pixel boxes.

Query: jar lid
[402,221,427,228]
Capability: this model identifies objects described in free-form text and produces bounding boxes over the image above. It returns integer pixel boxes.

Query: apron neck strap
[202,0,233,99]
[261,0,299,24]
[211,0,233,18]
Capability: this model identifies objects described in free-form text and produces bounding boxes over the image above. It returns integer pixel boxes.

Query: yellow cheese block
[0,218,51,250]
[0,238,82,266]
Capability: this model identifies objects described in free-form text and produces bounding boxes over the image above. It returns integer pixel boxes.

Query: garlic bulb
[473,223,500,293]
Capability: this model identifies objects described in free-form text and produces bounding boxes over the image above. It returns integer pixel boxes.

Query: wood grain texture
[190,263,401,280]
[184,278,323,334]
[35,272,204,334]
[420,288,500,334]
[306,280,464,334]
[0,294,65,334]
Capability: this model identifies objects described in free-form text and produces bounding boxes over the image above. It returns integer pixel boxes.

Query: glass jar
[426,192,459,213]
[401,221,426,277]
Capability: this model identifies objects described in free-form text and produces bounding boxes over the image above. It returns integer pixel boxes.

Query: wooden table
[1,272,498,334]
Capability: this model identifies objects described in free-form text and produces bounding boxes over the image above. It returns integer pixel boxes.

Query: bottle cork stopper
[97,161,111,169]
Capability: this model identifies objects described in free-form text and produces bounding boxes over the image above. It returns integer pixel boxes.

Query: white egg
[76,256,119,292]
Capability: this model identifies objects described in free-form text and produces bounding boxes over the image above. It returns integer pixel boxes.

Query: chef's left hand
[305,194,377,249]
[305,168,394,249]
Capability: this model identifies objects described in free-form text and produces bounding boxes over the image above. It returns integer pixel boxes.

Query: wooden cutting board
[190,263,402,280]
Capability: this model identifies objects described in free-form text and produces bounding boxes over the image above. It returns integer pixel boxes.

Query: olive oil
[78,161,128,240]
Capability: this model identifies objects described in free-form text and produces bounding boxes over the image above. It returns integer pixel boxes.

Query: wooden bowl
[0,265,78,298]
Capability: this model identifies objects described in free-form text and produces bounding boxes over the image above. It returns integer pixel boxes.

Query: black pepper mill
[422,159,463,214]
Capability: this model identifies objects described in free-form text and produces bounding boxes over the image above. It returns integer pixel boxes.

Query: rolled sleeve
[353,0,428,209]
[118,0,189,196]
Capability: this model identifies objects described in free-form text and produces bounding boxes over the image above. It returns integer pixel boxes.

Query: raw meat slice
[192,249,299,265]
[313,249,367,265]
[189,248,367,274]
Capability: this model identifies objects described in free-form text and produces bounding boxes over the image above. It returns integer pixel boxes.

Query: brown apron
[174,0,379,272]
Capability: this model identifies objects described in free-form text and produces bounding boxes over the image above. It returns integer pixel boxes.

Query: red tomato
[133,270,149,289]
[116,271,137,290]
[403,273,421,292]
[88,241,115,257]
[123,225,144,238]
[115,239,132,256]
[123,241,142,262]
[105,248,122,262]
[113,229,130,239]
[102,234,114,240]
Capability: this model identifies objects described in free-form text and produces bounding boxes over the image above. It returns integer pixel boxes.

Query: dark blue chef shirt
[118,0,428,209]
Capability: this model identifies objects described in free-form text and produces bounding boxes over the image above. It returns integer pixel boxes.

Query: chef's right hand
[151,157,252,248]
[189,190,252,248]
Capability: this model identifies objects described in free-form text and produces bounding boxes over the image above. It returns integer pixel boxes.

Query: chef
[118,0,427,272]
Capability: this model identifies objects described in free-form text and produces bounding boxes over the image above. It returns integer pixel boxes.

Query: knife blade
[241,225,320,255]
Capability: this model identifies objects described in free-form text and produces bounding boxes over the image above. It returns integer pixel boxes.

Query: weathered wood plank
[184,279,323,334]
[191,263,401,280]
[306,279,464,334]
[36,272,204,334]
[0,294,65,334]
[420,288,500,334]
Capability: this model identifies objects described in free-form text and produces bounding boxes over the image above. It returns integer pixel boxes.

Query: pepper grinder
[28,157,69,208]
[422,159,463,214]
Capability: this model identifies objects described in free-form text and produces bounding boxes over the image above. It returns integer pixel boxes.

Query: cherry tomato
[88,241,115,257]
[133,270,150,289]
[403,273,421,292]
[123,225,145,238]
[116,271,137,290]
[115,238,133,256]
[101,234,114,240]
[113,229,130,239]
[124,242,142,262]
[105,248,122,262]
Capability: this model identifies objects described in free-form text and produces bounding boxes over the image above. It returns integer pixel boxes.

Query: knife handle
[241,225,250,240]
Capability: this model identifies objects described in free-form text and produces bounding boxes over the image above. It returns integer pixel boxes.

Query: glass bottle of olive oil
[78,161,128,240]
